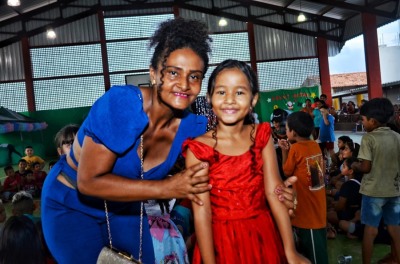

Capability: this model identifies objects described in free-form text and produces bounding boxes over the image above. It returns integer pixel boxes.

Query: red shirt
[3,175,22,192]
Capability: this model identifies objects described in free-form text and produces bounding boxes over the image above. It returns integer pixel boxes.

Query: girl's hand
[287,252,311,264]
[165,162,211,205]
[275,176,297,217]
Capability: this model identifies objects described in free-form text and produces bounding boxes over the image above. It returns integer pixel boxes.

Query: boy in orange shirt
[278,111,328,264]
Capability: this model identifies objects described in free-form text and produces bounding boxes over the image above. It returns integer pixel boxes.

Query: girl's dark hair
[286,111,314,138]
[338,135,352,144]
[343,157,363,181]
[0,215,44,264]
[207,59,259,165]
[207,59,259,100]
[359,98,394,124]
[54,124,79,148]
[342,140,360,157]
[149,17,212,77]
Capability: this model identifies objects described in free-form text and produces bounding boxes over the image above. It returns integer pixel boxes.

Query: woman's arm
[185,148,215,264]
[76,136,211,204]
[263,137,310,263]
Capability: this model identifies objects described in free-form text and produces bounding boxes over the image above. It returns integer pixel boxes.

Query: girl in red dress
[183,59,310,264]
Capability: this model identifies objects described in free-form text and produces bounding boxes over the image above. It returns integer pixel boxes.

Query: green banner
[255,85,320,122]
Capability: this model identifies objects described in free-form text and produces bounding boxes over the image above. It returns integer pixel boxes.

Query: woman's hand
[275,176,297,217]
[164,162,211,206]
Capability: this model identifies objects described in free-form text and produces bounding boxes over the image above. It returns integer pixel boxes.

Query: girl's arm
[185,148,216,264]
[263,137,310,264]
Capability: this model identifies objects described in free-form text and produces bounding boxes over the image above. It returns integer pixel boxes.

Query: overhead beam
[176,1,342,42]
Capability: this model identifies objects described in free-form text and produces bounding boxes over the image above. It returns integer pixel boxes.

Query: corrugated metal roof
[0,0,399,54]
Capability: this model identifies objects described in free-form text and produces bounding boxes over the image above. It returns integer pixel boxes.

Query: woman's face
[150,48,204,111]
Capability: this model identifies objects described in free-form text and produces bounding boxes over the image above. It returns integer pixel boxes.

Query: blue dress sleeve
[83,85,148,154]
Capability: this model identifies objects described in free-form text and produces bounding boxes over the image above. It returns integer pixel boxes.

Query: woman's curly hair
[149,17,212,76]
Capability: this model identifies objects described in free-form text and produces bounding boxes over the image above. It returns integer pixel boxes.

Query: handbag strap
[104,134,144,262]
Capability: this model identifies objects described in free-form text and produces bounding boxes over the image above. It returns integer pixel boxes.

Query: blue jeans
[361,195,400,227]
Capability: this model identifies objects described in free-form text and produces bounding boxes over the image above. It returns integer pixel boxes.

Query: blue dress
[41,85,207,264]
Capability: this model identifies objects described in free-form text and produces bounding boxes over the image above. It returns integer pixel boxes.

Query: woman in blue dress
[41,18,212,263]
[41,17,298,264]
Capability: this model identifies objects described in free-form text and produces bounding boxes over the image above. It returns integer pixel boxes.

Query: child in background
[2,165,22,202]
[318,104,336,166]
[12,191,40,223]
[272,117,287,143]
[329,135,352,176]
[329,139,360,192]
[32,162,47,189]
[184,60,309,263]
[328,157,362,237]
[14,158,28,184]
[312,99,322,140]
[23,146,45,170]
[22,170,40,198]
[0,215,45,264]
[351,98,400,264]
[54,124,79,156]
[278,111,328,264]
[337,158,363,237]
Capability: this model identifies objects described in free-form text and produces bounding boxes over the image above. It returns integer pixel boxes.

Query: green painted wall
[0,106,90,166]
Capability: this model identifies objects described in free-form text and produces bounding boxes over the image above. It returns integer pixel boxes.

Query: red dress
[183,123,287,264]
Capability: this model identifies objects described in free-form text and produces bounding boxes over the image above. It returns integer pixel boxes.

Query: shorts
[293,227,328,264]
[319,142,334,152]
[361,195,400,227]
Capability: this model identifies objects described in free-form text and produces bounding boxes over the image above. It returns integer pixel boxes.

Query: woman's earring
[151,79,156,86]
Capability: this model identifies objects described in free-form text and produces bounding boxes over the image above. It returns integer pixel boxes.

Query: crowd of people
[0,16,399,264]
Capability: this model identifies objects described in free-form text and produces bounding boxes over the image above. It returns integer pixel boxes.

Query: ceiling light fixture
[218,18,228,27]
[297,13,306,22]
[297,0,306,22]
[7,0,21,7]
[46,28,57,39]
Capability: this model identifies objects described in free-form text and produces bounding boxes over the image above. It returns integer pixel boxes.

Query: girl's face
[150,48,204,111]
[210,68,258,125]
[341,144,353,159]
[341,162,352,176]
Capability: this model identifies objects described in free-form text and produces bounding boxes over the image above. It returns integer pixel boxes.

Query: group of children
[1,146,47,201]
[0,125,78,263]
